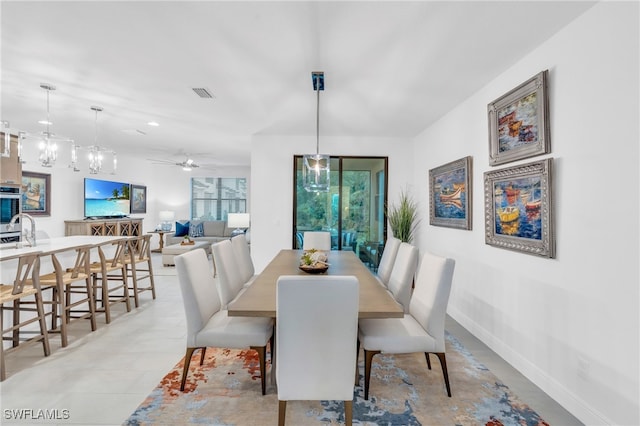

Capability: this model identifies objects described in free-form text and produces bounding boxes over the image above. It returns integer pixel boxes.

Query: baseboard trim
[448,306,610,425]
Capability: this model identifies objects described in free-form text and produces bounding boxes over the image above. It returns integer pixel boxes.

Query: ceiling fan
[147,157,200,171]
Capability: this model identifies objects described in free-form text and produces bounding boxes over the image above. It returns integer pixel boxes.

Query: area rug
[125,333,549,425]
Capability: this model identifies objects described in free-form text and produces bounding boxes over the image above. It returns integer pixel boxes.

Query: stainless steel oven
[0,185,22,242]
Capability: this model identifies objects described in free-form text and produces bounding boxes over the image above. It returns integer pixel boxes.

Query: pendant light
[302,71,330,192]
[1,121,10,158]
[38,84,58,167]
[88,106,104,174]
[69,141,80,172]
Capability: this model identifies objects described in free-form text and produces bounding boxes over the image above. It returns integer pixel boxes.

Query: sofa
[165,220,234,246]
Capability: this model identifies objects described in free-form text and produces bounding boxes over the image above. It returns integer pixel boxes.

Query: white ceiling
[1,1,595,168]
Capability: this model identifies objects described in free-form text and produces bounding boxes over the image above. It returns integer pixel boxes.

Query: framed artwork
[130,184,147,214]
[488,70,550,166]
[429,156,472,230]
[483,158,554,258]
[21,171,51,216]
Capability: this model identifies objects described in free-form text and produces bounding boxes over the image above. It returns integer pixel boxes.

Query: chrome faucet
[8,213,37,247]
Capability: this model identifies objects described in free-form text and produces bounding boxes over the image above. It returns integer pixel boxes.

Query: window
[191,177,247,220]
[293,156,387,268]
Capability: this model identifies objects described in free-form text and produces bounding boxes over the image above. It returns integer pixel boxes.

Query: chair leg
[180,347,197,391]
[35,292,51,357]
[363,349,380,400]
[433,352,452,397]
[85,277,97,331]
[0,306,5,381]
[355,339,360,385]
[344,400,353,426]
[278,400,287,426]
[251,345,267,395]
[146,259,156,300]
[425,352,432,369]
[199,347,206,365]
[127,264,140,308]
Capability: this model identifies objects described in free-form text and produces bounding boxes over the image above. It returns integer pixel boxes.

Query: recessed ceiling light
[147,121,159,127]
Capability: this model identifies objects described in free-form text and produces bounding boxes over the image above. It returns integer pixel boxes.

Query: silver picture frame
[488,70,550,166]
[484,158,554,258]
[429,156,472,230]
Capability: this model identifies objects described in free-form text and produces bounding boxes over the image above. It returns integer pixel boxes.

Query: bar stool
[1,253,51,381]
[89,239,131,323]
[123,235,156,308]
[28,247,97,347]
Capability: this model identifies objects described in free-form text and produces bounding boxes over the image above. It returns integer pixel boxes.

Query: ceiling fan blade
[146,158,175,164]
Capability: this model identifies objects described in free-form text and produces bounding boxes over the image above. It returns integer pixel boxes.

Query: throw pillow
[175,221,190,237]
[189,222,205,238]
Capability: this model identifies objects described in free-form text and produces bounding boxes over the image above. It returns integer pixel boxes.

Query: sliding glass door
[293,156,387,268]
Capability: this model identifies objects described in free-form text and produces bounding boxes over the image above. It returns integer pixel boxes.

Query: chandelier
[88,106,103,174]
[302,71,330,192]
[86,106,117,174]
[38,84,58,167]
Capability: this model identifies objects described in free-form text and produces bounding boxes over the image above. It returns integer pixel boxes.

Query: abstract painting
[429,156,472,230]
[484,158,554,258]
[21,171,51,216]
[488,70,550,166]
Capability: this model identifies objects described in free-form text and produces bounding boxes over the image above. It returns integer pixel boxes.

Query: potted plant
[386,188,420,243]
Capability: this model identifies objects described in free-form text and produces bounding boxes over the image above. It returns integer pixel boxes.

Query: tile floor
[0,253,582,425]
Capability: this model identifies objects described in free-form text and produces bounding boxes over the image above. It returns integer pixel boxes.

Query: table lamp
[159,210,175,231]
[228,213,250,237]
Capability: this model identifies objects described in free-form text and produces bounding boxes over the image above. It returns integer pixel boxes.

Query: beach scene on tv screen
[85,179,130,217]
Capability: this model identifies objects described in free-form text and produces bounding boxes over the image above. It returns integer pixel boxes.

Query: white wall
[413,3,639,424]
[250,134,414,272]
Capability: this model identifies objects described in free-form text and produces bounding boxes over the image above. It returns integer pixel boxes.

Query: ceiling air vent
[192,87,214,99]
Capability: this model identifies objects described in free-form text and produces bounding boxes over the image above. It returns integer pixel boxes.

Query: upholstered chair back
[386,242,418,313]
[409,252,455,352]
[276,275,359,401]
[302,231,331,251]
[211,239,245,308]
[175,249,221,347]
[376,237,401,286]
[230,233,254,283]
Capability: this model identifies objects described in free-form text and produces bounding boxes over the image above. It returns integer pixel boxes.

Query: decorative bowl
[299,264,329,274]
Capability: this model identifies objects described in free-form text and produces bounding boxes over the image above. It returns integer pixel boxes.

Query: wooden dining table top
[227,249,404,319]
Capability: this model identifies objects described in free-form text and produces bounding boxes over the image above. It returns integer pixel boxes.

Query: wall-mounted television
[84,178,130,219]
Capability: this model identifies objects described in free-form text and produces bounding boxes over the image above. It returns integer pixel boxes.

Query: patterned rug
[125,333,549,425]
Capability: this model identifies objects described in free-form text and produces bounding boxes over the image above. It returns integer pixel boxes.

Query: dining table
[228,249,404,319]
[227,249,403,387]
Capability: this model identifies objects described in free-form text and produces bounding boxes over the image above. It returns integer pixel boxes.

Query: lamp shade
[302,154,330,192]
[159,210,175,222]
[228,213,250,229]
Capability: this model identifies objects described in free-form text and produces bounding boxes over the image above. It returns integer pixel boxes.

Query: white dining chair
[276,275,359,426]
[376,236,401,287]
[230,233,256,286]
[386,242,418,313]
[357,251,455,400]
[211,239,246,308]
[302,231,331,251]
[175,249,273,394]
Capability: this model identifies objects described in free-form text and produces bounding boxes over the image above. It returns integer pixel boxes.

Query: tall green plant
[387,189,419,243]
